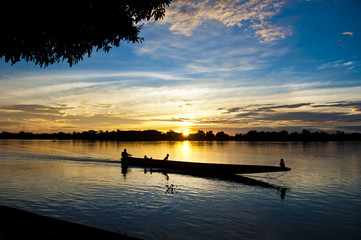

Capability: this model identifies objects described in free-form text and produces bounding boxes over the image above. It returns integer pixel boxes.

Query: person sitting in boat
[280,159,285,168]
[121,149,132,159]
[163,154,169,161]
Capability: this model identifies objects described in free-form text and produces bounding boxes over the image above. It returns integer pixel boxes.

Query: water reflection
[1,140,361,240]
[165,184,178,194]
[121,164,289,199]
[182,140,190,161]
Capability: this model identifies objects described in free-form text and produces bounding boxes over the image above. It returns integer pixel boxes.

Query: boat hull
[121,157,291,175]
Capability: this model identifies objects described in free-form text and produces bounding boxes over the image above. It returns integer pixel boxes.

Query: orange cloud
[342,32,354,37]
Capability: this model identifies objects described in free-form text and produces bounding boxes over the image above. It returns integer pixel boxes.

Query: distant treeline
[1,129,361,141]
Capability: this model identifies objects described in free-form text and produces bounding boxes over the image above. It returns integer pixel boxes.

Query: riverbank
[0,205,139,240]
[1,129,360,141]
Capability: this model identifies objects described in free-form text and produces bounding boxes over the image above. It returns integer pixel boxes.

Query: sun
[182,130,190,137]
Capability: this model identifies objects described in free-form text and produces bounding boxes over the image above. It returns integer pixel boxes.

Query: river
[0,140,360,239]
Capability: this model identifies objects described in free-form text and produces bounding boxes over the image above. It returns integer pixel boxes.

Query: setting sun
[182,130,191,137]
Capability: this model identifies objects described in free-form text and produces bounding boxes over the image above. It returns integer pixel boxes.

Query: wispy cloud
[0,104,71,116]
[1,71,190,83]
[159,0,291,43]
[0,103,143,133]
[136,31,291,76]
[317,60,357,71]
[215,100,361,131]
[342,32,354,37]
[313,101,361,111]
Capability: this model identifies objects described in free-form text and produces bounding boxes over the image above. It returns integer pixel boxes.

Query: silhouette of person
[280,159,285,168]
[121,149,132,159]
[163,154,169,161]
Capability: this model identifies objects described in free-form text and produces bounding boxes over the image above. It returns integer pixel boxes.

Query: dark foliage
[187,130,216,141]
[233,130,361,141]
[1,129,361,141]
[0,0,171,67]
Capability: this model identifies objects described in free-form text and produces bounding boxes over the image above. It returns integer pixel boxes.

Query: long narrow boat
[121,157,291,175]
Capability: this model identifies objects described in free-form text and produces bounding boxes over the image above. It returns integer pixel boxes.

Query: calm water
[0,140,360,240]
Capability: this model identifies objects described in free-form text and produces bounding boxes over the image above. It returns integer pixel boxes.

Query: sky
[1,0,361,135]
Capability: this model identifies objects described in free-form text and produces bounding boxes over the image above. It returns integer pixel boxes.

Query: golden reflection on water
[182,140,190,162]
[1,140,361,185]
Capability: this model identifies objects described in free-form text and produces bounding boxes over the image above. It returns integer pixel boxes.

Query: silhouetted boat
[121,157,291,175]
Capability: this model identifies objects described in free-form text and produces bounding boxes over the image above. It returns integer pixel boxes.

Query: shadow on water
[121,165,289,200]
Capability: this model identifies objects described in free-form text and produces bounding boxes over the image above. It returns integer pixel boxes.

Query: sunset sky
[1,0,361,134]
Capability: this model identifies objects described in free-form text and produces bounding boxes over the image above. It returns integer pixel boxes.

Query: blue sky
[1,0,361,134]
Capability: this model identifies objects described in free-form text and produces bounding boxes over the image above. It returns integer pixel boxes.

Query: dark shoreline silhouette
[1,129,361,141]
[0,205,139,240]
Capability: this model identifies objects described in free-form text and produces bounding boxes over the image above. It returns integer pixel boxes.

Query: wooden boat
[121,157,291,175]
